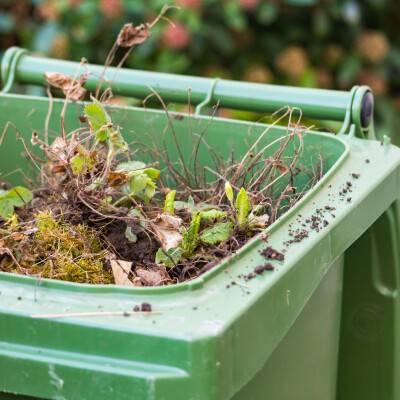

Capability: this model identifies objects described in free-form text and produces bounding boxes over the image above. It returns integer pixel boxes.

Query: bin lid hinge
[338,85,375,140]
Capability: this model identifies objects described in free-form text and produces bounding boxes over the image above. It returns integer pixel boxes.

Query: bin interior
[0,93,345,201]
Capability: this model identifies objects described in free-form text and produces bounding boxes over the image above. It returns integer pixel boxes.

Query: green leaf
[84,102,111,142]
[96,129,108,142]
[125,226,138,243]
[84,102,109,131]
[174,200,196,213]
[235,188,250,227]
[225,181,234,203]
[143,183,156,202]
[181,212,202,257]
[0,200,14,220]
[116,161,146,172]
[143,168,160,179]
[155,247,183,268]
[197,203,218,211]
[200,209,227,223]
[128,208,146,227]
[200,222,233,245]
[164,190,176,214]
[70,154,85,175]
[129,174,148,194]
[0,186,33,220]
[5,186,33,207]
[127,170,158,203]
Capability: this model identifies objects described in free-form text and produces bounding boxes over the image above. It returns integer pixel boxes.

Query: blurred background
[0,0,399,139]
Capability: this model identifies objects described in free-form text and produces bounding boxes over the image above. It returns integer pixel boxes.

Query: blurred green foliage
[0,0,399,138]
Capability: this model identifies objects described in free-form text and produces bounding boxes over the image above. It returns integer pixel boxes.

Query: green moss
[30,211,113,284]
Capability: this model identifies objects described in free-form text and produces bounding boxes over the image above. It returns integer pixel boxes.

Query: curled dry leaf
[44,136,80,175]
[157,214,182,230]
[11,232,25,241]
[46,137,69,162]
[135,265,171,286]
[117,23,151,47]
[45,72,88,101]
[109,258,134,286]
[250,214,270,228]
[107,171,129,187]
[153,213,183,250]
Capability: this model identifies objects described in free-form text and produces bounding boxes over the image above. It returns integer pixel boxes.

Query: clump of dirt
[133,303,152,312]
[242,263,275,281]
[260,246,285,261]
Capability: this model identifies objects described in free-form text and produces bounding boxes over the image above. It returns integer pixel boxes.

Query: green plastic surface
[0,72,399,399]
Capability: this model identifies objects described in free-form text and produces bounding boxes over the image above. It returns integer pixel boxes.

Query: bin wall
[233,256,343,400]
[337,201,400,400]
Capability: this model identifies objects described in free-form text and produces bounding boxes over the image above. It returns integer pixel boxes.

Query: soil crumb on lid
[260,246,285,261]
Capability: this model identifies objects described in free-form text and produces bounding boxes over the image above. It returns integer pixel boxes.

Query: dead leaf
[11,232,25,241]
[153,226,182,250]
[274,162,290,174]
[117,23,151,47]
[250,214,270,228]
[44,136,77,175]
[110,258,134,286]
[46,136,80,162]
[153,213,183,250]
[136,266,171,286]
[131,277,143,287]
[47,137,68,162]
[45,72,87,101]
[107,171,129,187]
[156,214,182,229]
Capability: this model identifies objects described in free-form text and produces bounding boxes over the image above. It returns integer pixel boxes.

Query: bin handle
[0,46,374,138]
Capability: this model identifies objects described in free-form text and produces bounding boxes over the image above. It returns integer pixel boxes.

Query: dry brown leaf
[153,226,182,250]
[153,213,183,250]
[11,232,25,241]
[107,171,129,187]
[136,266,170,286]
[157,214,182,229]
[45,72,87,101]
[250,214,270,228]
[0,240,6,255]
[110,258,134,286]
[117,23,151,47]
[274,162,290,174]
[46,137,67,161]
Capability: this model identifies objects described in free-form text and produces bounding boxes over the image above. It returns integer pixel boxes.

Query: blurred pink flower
[239,0,259,11]
[100,0,123,20]
[162,22,192,50]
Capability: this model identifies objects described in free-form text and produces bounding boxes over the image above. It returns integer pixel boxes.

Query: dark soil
[260,246,285,261]
[133,302,152,312]
[104,222,158,264]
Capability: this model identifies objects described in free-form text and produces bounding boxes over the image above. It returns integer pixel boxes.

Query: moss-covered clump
[1,211,113,284]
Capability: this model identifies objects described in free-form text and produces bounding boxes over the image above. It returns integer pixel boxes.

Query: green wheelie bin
[0,47,399,400]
